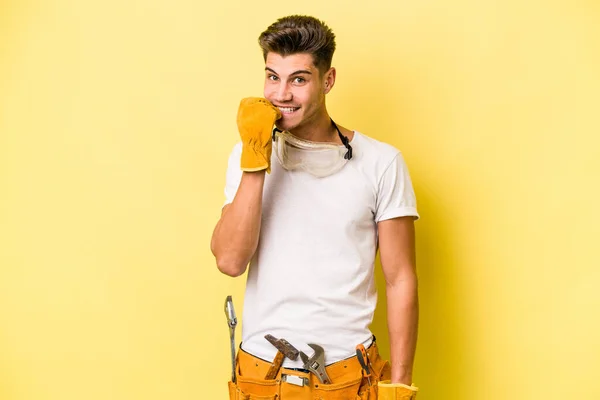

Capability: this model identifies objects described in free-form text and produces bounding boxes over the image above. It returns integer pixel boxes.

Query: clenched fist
[236,97,282,173]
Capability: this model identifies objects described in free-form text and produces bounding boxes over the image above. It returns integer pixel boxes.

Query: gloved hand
[236,97,282,173]
[378,380,419,399]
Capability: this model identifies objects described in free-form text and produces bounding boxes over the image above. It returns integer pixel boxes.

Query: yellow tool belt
[228,339,391,400]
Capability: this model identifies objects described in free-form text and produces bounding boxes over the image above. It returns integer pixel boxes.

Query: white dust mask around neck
[272,120,353,178]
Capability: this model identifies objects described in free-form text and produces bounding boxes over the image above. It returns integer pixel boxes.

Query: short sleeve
[223,142,243,207]
[375,152,420,222]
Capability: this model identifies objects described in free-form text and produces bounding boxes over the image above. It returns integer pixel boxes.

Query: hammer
[264,334,300,379]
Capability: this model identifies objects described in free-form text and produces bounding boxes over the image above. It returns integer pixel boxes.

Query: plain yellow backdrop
[1,0,599,399]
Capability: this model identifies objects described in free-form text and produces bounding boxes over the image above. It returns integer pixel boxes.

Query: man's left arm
[378,215,418,385]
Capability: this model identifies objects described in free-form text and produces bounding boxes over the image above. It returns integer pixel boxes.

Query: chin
[283,115,306,130]
[277,120,298,132]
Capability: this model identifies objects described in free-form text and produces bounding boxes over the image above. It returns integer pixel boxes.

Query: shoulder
[344,131,409,193]
[351,131,402,168]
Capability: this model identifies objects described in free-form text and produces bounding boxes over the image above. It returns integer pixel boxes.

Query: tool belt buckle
[282,374,308,387]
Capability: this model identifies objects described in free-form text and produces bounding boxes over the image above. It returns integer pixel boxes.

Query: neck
[289,109,338,143]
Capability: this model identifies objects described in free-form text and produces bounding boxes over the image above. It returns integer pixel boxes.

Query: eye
[267,74,279,81]
[293,77,306,84]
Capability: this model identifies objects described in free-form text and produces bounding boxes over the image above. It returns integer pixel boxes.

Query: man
[211,15,420,399]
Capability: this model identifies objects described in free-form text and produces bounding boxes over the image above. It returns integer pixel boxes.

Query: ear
[323,67,336,94]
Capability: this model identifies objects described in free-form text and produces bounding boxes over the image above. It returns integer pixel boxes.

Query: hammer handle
[264,351,285,380]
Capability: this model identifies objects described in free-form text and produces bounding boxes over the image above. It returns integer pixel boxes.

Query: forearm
[386,275,419,384]
[211,171,265,276]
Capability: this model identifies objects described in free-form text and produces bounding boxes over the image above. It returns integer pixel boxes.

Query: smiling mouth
[277,106,300,114]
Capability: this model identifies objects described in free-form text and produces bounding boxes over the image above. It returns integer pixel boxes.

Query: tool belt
[228,338,390,400]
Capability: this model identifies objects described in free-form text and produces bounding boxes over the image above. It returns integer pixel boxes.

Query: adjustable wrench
[299,344,332,384]
[224,296,237,383]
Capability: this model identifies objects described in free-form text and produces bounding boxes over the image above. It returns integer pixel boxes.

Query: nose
[274,81,293,103]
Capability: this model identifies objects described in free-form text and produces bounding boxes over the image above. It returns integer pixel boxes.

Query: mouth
[276,106,300,115]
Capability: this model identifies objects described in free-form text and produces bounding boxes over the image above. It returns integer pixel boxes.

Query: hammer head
[264,334,300,360]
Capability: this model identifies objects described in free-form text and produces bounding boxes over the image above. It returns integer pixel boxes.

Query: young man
[211,15,420,399]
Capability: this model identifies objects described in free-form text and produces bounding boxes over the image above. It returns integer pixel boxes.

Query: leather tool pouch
[310,376,364,400]
[228,359,279,400]
[228,380,278,400]
[278,369,309,399]
[356,362,391,399]
[228,340,391,400]
[356,345,391,400]
[228,348,280,400]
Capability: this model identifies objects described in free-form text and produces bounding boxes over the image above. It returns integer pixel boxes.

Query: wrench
[299,343,332,384]
[224,296,237,383]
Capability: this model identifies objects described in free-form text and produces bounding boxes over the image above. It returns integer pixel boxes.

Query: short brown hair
[258,15,336,74]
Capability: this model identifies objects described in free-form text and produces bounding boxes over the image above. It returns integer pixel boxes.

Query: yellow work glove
[378,380,419,400]
[236,97,282,173]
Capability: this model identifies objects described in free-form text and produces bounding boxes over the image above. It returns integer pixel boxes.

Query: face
[264,52,334,132]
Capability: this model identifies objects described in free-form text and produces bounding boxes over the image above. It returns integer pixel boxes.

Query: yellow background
[1,0,599,399]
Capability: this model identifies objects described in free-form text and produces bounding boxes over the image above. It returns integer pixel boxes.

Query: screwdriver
[356,344,372,386]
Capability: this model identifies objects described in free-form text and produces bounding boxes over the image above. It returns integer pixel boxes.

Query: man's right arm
[210,171,265,277]
[211,97,281,277]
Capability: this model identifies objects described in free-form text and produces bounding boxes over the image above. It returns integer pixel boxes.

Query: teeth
[279,107,298,113]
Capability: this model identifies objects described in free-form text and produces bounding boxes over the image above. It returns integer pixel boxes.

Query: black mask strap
[272,126,283,141]
[331,119,353,160]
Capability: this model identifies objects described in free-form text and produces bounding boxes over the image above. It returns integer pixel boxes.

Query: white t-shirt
[223,131,419,367]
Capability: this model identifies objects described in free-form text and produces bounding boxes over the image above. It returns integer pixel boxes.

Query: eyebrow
[265,67,312,76]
